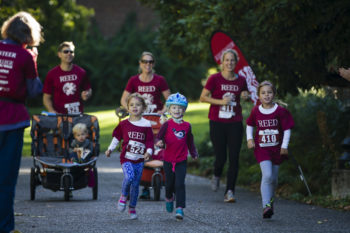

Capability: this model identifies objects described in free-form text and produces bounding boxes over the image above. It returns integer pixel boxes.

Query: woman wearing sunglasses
[121,51,170,114]
[43,41,92,114]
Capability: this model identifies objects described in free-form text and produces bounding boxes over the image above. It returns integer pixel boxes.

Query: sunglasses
[62,50,74,54]
[141,60,154,64]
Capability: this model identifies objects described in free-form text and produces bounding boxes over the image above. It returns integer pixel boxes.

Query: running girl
[156,93,199,220]
[105,93,154,219]
[246,81,294,219]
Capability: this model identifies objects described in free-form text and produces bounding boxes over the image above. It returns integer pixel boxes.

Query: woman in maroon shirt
[120,51,170,114]
[0,11,44,232]
[200,49,249,203]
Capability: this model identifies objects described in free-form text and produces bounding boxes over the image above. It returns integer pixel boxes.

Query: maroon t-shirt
[246,104,294,164]
[204,72,248,123]
[125,74,169,113]
[0,42,37,129]
[43,65,91,114]
[112,118,154,164]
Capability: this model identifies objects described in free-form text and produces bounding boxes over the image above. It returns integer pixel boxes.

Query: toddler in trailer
[156,93,199,220]
[69,123,93,163]
[105,93,153,219]
[246,81,294,219]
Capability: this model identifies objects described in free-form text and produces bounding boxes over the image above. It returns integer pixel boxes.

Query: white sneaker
[117,198,126,212]
[129,209,137,219]
[224,190,236,203]
[211,176,220,192]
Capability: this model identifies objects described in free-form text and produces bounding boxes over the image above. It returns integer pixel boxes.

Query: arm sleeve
[156,121,168,141]
[82,70,91,91]
[186,126,199,158]
[107,137,120,151]
[124,77,135,93]
[145,127,154,156]
[26,77,43,98]
[246,125,254,140]
[281,129,291,149]
[159,75,169,91]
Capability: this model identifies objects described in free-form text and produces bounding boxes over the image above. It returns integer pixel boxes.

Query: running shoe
[224,190,236,203]
[117,196,127,212]
[263,205,273,219]
[211,176,220,192]
[129,208,137,220]
[166,199,174,213]
[175,208,184,220]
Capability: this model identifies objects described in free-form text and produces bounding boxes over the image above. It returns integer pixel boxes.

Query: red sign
[210,31,259,104]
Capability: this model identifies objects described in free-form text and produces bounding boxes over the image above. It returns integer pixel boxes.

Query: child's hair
[258,80,288,107]
[73,123,88,136]
[127,93,147,111]
[220,49,239,70]
[58,41,75,52]
[257,80,276,96]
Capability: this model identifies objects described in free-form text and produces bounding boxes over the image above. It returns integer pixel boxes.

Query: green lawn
[22,103,210,156]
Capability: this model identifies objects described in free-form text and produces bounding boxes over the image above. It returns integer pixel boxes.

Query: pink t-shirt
[204,72,248,123]
[0,42,37,129]
[246,104,294,164]
[43,65,91,114]
[157,119,198,163]
[112,118,154,164]
[125,74,169,113]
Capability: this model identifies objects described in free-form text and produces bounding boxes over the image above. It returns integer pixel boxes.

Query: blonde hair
[220,49,238,71]
[1,11,44,46]
[138,51,155,74]
[127,93,147,111]
[73,123,88,136]
[257,80,276,96]
[58,41,75,52]
[257,80,288,107]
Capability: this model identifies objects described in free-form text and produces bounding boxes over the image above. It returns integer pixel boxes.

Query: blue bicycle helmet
[166,92,188,110]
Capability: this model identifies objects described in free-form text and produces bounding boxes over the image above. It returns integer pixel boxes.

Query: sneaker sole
[263,208,273,219]
[224,198,236,203]
[175,214,183,220]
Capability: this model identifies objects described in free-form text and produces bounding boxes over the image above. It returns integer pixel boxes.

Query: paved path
[14,155,350,233]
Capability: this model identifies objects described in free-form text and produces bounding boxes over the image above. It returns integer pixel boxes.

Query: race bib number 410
[258,129,279,147]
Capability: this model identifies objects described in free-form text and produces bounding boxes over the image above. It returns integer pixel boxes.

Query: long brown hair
[1,11,44,46]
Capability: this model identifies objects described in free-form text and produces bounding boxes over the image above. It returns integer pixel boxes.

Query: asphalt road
[14,154,350,233]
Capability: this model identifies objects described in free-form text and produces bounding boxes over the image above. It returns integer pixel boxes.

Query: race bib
[258,129,279,147]
[64,102,80,114]
[125,140,146,160]
[218,101,236,119]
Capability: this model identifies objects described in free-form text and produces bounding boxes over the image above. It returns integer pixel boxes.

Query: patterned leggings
[121,162,144,207]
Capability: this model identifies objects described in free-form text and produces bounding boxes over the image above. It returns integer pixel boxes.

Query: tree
[139,0,350,95]
[0,0,94,78]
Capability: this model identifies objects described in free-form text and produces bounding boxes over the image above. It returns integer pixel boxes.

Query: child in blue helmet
[156,92,199,220]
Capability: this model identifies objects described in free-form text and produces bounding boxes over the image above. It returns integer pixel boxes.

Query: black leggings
[210,120,243,194]
[163,160,187,208]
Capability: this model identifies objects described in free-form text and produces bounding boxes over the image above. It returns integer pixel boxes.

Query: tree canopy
[140,0,350,95]
[0,0,94,77]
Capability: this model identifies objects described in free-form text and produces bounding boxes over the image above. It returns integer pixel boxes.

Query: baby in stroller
[69,123,93,163]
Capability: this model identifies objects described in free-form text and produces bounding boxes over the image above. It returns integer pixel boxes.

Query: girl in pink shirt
[105,93,154,220]
[156,93,198,220]
[246,81,294,219]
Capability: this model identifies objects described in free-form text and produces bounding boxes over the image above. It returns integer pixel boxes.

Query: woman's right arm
[120,90,131,109]
[43,93,57,113]
[199,88,230,106]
